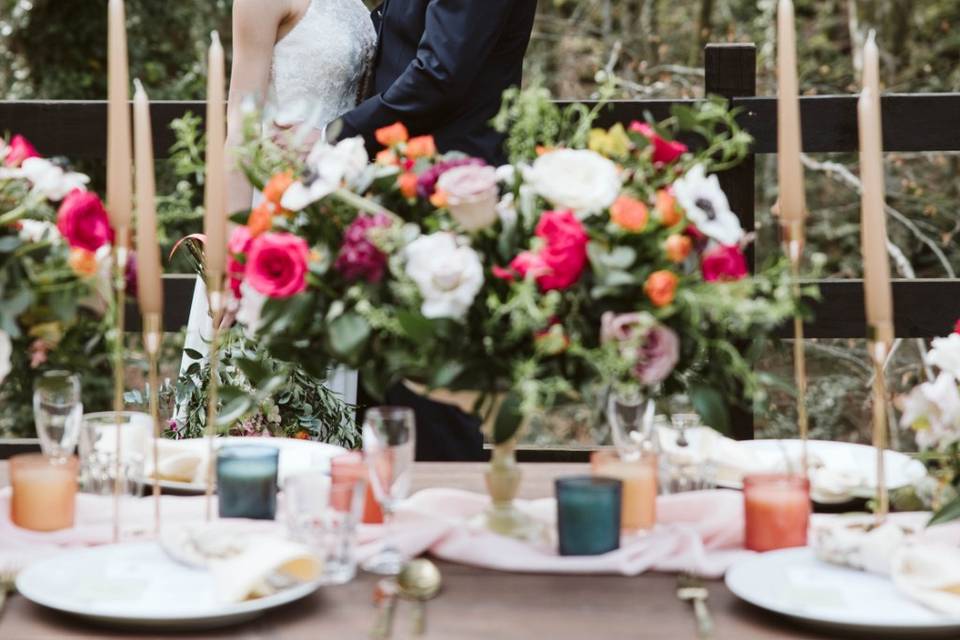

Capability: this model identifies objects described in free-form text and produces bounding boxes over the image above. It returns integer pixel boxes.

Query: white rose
[20,158,89,202]
[404,232,484,320]
[524,149,620,217]
[0,330,11,386]
[928,333,960,380]
[18,219,60,244]
[281,136,369,211]
[673,164,743,246]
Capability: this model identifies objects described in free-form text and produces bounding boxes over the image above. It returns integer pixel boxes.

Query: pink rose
[227,226,253,297]
[246,232,310,298]
[56,190,114,251]
[630,122,688,165]
[601,312,680,386]
[701,245,748,282]
[4,135,40,167]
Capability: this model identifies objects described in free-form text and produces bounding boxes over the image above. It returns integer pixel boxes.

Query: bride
[180,0,377,407]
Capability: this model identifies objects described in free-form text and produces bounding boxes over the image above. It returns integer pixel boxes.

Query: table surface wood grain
[0,461,828,640]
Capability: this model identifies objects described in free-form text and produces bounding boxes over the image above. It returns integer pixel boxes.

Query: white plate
[16,542,322,630]
[726,548,960,636]
[149,437,346,494]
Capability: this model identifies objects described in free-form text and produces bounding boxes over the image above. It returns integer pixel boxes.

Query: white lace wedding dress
[180,0,377,409]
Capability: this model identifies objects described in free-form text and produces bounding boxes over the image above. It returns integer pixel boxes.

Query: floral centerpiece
[0,135,119,436]
[221,88,801,534]
[899,321,960,524]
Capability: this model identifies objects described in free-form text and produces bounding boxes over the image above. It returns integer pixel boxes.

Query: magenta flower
[246,232,310,299]
[4,134,40,167]
[335,213,392,283]
[56,190,114,251]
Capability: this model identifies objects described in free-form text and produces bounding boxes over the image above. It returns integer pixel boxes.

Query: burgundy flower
[335,213,392,283]
[701,245,748,282]
[416,157,487,199]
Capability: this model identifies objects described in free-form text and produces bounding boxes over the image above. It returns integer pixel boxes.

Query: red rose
[4,135,40,167]
[701,245,748,282]
[630,122,688,165]
[56,190,114,251]
[954,319,960,335]
[509,210,589,291]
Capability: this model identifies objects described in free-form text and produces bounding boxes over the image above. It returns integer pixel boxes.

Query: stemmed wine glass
[33,370,83,461]
[362,406,416,576]
[607,389,660,462]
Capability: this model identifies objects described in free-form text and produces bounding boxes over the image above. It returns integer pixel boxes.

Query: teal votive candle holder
[556,476,622,556]
[217,445,280,520]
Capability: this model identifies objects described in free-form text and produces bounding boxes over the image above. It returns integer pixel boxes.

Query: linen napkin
[892,543,960,616]
[146,438,209,484]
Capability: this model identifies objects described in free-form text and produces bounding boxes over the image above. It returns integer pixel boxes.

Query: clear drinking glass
[607,391,660,462]
[285,469,366,585]
[33,370,83,460]
[78,412,151,497]
[362,406,416,575]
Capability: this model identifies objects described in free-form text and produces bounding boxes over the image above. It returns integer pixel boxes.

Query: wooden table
[0,462,825,640]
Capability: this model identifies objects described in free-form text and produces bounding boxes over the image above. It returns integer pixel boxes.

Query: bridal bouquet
[900,322,960,524]
[226,89,800,443]
[0,135,119,436]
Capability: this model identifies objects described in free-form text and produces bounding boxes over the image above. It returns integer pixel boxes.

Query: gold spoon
[397,559,442,636]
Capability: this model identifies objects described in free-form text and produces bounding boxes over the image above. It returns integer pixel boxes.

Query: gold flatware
[397,559,442,637]
[370,578,399,640]
[677,573,713,639]
[0,568,18,617]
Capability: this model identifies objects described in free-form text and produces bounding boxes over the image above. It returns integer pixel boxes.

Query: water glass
[607,391,660,462]
[362,406,416,575]
[33,370,83,460]
[217,444,280,520]
[285,469,366,585]
[78,412,151,496]
[556,476,622,556]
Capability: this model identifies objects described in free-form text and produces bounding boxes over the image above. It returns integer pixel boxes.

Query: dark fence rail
[4,43,960,448]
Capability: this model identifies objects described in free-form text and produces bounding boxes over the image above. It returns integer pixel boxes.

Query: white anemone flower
[928,333,960,381]
[18,219,60,244]
[281,136,369,211]
[19,158,89,202]
[404,232,484,320]
[673,164,743,246]
[900,372,960,450]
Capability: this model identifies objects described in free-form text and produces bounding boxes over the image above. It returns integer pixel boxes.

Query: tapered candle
[106,0,132,239]
[204,32,227,281]
[776,0,806,222]
[858,32,893,338]
[133,81,162,316]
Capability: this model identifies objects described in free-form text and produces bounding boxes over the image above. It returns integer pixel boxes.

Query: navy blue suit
[340,0,538,165]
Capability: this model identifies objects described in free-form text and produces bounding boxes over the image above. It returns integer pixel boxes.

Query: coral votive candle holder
[592,450,657,532]
[743,473,811,552]
[10,453,79,532]
[556,476,622,556]
[331,452,383,524]
[217,445,279,520]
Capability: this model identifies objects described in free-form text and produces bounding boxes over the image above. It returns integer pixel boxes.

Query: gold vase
[483,440,541,540]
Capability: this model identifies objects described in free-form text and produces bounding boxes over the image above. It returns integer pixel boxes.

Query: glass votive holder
[10,454,79,532]
[592,450,657,532]
[217,445,280,520]
[743,473,811,552]
[555,476,622,556]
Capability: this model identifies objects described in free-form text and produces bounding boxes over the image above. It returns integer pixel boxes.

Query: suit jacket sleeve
[340,0,516,149]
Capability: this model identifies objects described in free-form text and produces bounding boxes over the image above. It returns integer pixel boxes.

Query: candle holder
[142,311,162,535]
[217,444,280,520]
[868,322,894,524]
[743,473,810,552]
[111,232,129,543]
[555,476,622,556]
[204,274,226,521]
[781,218,809,474]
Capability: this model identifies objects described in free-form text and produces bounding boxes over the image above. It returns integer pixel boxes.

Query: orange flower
[375,149,399,166]
[535,145,555,156]
[610,195,649,232]
[263,171,294,206]
[398,172,419,199]
[430,189,449,209]
[405,135,437,159]
[247,201,277,237]
[68,248,98,277]
[644,270,679,308]
[376,122,410,147]
[664,234,693,263]
[293,430,311,441]
[655,189,681,227]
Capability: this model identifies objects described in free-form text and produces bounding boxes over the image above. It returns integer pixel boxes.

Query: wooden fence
[2,43,960,454]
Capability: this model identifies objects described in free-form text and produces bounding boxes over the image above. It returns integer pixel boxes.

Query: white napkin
[813,515,912,575]
[146,439,209,484]
[892,543,960,616]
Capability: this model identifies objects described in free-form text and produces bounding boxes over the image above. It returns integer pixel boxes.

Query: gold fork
[0,568,18,617]
[676,573,713,639]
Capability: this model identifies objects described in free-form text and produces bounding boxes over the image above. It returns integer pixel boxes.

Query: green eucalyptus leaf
[493,390,523,445]
[929,495,960,527]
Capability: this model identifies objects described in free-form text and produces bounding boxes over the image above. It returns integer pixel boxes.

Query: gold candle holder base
[142,312,162,536]
[204,275,226,521]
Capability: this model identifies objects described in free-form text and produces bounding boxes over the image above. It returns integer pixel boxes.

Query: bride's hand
[270,122,325,155]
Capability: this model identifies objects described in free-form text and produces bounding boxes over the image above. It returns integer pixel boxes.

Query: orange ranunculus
[664,234,693,263]
[535,145,555,156]
[398,172,419,199]
[68,248,98,277]
[375,122,409,147]
[430,189,449,209]
[263,171,294,206]
[375,149,399,166]
[655,189,681,227]
[405,135,437,159]
[293,430,311,440]
[247,201,277,237]
[644,270,679,308]
[610,195,649,232]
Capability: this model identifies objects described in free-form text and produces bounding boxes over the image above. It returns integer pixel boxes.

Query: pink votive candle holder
[10,453,79,532]
[743,473,810,552]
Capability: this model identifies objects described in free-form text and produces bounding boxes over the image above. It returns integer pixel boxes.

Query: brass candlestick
[869,322,894,524]
[111,233,129,544]
[204,275,225,521]
[142,312,162,535]
[782,219,809,475]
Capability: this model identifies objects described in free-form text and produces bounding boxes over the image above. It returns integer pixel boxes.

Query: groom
[339,0,538,461]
